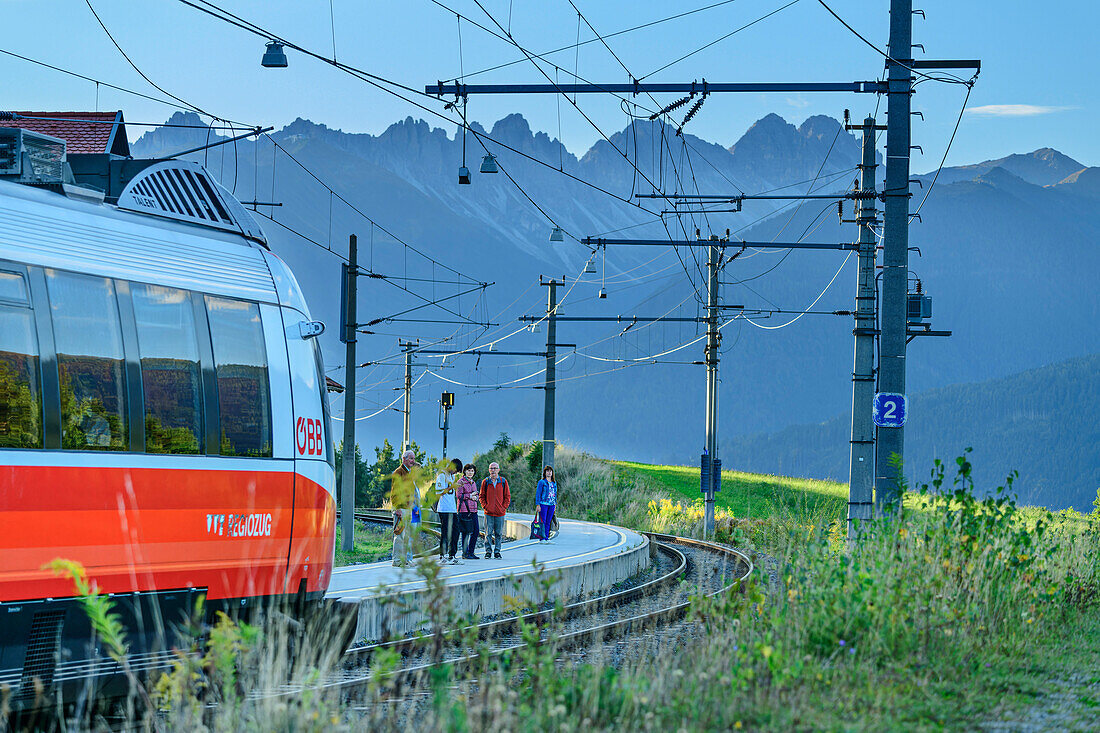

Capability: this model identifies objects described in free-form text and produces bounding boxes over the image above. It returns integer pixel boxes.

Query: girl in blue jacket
[535,465,557,541]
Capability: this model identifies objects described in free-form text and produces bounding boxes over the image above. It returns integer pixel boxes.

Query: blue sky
[3,0,1096,169]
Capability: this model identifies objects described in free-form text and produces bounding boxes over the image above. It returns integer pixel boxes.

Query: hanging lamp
[458,106,471,184]
[261,41,288,68]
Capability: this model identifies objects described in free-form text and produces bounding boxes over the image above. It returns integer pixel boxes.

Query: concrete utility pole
[542,277,564,470]
[339,234,358,552]
[703,242,722,537]
[847,117,881,539]
[876,0,914,512]
[401,341,414,455]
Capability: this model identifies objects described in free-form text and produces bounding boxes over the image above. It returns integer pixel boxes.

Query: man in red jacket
[479,461,510,559]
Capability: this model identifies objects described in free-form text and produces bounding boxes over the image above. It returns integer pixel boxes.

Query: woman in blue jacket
[535,465,557,541]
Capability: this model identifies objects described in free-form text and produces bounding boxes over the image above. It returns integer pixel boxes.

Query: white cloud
[967,104,1075,117]
[785,96,811,109]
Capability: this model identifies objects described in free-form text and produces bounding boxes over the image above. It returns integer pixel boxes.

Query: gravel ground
[337,541,747,682]
[979,673,1100,732]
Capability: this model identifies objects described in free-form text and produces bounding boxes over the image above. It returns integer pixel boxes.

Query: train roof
[0,174,283,304]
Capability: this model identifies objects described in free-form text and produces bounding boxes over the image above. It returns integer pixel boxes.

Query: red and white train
[0,126,336,706]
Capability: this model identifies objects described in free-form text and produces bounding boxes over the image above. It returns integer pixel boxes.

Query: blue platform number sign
[873,393,907,428]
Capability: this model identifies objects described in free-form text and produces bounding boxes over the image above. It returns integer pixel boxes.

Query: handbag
[529,517,542,539]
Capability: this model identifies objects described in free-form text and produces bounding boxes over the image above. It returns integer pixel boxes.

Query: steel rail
[274,531,752,696]
[340,539,688,664]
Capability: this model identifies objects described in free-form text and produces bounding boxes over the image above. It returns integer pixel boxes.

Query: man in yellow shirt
[389,450,423,567]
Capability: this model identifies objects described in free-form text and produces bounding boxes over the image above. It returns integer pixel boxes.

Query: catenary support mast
[401,341,413,454]
[340,234,358,552]
[543,277,563,470]
[847,117,880,538]
[703,242,721,537]
[877,0,914,511]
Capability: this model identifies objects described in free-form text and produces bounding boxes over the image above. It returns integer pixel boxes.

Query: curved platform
[326,513,649,642]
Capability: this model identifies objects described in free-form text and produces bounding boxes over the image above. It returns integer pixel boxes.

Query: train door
[282,306,336,597]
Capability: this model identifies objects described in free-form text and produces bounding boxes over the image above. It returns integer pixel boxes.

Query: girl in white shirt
[435,458,462,563]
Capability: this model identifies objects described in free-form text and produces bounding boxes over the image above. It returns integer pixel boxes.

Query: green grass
[611,459,847,520]
[333,521,392,566]
[42,438,1100,732]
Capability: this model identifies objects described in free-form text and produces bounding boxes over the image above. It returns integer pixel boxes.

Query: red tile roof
[0,111,129,156]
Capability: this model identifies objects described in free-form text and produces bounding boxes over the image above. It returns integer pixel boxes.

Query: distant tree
[493,432,511,451]
[527,440,544,474]
[336,438,437,509]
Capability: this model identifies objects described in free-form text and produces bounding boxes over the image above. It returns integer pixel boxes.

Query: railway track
[273,522,753,698]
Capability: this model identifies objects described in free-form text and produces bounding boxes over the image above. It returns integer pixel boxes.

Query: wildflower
[848,647,855,656]
[735,723,743,730]
[838,640,845,647]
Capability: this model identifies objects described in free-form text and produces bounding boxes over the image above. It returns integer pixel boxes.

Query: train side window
[0,271,42,448]
[132,284,203,454]
[45,270,128,451]
[0,270,29,303]
[205,296,272,457]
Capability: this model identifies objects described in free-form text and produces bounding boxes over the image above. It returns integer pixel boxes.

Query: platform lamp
[440,391,455,457]
[261,41,288,68]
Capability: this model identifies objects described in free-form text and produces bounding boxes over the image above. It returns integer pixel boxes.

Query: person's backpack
[529,517,542,539]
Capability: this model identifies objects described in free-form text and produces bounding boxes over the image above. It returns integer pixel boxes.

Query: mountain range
[132,111,1100,510]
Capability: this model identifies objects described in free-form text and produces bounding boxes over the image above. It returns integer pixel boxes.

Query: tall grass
[13,448,1099,731]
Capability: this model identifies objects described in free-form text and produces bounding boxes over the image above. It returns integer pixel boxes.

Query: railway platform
[326,513,649,642]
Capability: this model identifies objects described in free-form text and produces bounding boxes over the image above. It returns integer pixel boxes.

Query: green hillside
[722,353,1100,512]
[611,460,846,521]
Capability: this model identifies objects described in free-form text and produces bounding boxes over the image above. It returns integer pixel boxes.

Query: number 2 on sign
[873,393,906,428]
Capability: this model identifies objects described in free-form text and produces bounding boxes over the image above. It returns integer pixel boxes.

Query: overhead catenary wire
[911,82,973,219]
[85,0,221,118]
[458,0,745,80]
[639,0,803,80]
[62,3,711,401]
[0,47,219,118]
[743,248,852,330]
[463,0,681,213]
[82,0,487,295]
[331,371,428,422]
[815,0,976,86]
[175,0,666,216]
